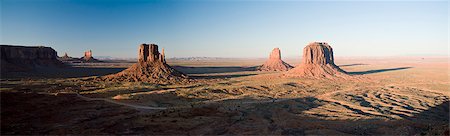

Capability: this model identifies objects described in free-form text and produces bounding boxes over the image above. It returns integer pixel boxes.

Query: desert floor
[1,57,449,135]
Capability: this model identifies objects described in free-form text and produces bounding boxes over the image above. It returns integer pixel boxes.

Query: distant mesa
[103,43,188,84]
[287,42,348,78]
[258,48,293,71]
[58,52,78,62]
[80,50,101,62]
[62,52,70,58]
[58,50,101,63]
[0,45,64,73]
[82,50,93,60]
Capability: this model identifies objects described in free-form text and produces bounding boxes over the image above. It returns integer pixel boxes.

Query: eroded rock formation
[0,45,64,73]
[62,52,69,58]
[83,50,92,61]
[287,42,348,78]
[103,43,187,84]
[258,48,293,71]
[58,52,76,61]
[80,50,101,62]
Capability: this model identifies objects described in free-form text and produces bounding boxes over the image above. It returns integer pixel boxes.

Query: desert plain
[1,56,448,135]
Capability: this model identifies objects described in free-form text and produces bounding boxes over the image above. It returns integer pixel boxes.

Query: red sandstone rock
[287,42,348,78]
[103,43,187,84]
[84,50,92,60]
[258,48,293,71]
[80,50,101,62]
[0,45,64,73]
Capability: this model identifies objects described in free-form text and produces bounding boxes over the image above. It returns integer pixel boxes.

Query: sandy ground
[1,56,448,135]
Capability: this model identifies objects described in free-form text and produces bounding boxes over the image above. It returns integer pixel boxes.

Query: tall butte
[287,42,348,78]
[103,43,187,84]
[258,48,293,71]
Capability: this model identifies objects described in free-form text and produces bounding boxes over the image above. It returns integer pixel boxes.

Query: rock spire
[258,48,293,71]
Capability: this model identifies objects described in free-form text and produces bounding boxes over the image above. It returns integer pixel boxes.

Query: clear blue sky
[1,0,448,58]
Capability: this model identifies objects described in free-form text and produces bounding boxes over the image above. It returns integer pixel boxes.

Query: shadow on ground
[338,63,368,67]
[2,65,259,80]
[2,67,126,79]
[173,66,258,74]
[189,74,257,79]
[348,67,412,75]
[1,90,448,135]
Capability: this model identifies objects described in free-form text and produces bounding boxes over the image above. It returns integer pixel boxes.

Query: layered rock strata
[0,45,64,73]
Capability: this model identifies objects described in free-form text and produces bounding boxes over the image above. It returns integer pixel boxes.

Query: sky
[1,0,448,58]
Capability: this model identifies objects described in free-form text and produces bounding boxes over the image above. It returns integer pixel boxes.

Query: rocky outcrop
[258,48,293,71]
[80,50,101,62]
[62,52,69,58]
[58,51,100,63]
[0,45,64,73]
[103,43,187,84]
[287,42,348,78]
[58,52,83,63]
[83,50,92,60]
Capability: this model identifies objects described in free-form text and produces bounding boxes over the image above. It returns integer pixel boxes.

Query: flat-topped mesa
[287,42,348,78]
[103,43,187,84]
[258,48,293,71]
[0,45,64,73]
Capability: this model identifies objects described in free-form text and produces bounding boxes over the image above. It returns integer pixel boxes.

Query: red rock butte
[83,50,93,60]
[62,52,69,58]
[103,43,187,84]
[287,42,348,78]
[258,48,293,71]
[80,50,101,62]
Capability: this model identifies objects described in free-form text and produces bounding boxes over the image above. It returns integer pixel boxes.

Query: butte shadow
[172,66,257,74]
[338,63,368,67]
[347,67,413,75]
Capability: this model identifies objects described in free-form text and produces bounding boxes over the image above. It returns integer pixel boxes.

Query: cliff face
[103,43,187,84]
[258,48,293,71]
[138,44,166,63]
[1,45,64,73]
[302,43,335,65]
[287,42,348,78]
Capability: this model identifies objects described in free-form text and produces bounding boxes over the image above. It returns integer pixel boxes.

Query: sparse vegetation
[1,57,448,135]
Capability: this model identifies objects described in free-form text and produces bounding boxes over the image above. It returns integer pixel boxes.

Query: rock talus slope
[103,43,187,84]
[287,42,348,78]
[258,48,293,71]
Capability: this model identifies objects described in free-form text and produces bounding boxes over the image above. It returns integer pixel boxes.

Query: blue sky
[1,0,448,58]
